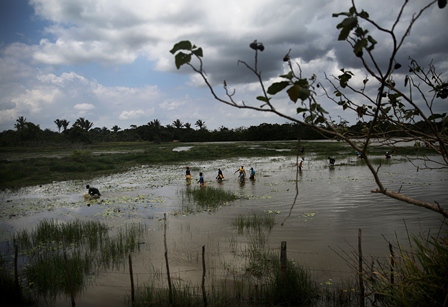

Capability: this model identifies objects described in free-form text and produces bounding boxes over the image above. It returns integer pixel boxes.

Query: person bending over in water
[86,185,101,197]
[216,168,224,181]
[185,166,191,179]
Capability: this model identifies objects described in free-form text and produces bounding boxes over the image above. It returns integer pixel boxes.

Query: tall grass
[233,211,276,234]
[179,186,237,212]
[367,225,448,306]
[8,219,145,304]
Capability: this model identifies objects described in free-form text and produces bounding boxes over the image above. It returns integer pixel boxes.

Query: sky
[0,0,446,132]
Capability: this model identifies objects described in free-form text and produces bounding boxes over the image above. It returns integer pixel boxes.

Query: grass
[232,211,276,234]
[367,224,448,306]
[179,186,238,213]
[6,219,145,304]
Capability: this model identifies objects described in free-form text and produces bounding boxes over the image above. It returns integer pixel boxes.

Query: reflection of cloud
[119,110,146,120]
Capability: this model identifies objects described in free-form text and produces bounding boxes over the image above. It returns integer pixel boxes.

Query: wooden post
[164,213,173,304]
[129,254,135,303]
[280,241,287,280]
[358,229,365,307]
[201,245,208,306]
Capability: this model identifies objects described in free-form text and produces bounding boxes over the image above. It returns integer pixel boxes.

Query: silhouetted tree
[73,117,94,131]
[54,119,62,133]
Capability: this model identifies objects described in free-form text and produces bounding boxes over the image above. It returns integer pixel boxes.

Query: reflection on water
[1,154,446,306]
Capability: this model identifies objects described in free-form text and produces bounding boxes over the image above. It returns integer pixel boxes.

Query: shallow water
[1,153,446,306]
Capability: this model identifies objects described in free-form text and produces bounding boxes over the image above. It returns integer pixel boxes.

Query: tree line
[0,115,434,147]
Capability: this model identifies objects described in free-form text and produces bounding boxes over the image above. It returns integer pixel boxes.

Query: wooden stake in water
[280,241,287,280]
[202,245,208,306]
[129,254,135,303]
[164,213,173,304]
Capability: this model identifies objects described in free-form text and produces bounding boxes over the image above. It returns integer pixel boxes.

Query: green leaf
[428,113,445,121]
[336,17,358,41]
[296,107,308,114]
[314,116,326,124]
[316,104,329,114]
[174,52,192,69]
[297,87,311,100]
[279,71,294,80]
[359,10,369,19]
[170,40,193,54]
[287,85,300,102]
[267,81,290,95]
[287,85,310,102]
[192,47,203,58]
[353,38,367,55]
[256,96,270,103]
[338,72,352,88]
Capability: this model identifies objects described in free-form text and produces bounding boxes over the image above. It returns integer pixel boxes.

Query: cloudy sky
[0,0,446,132]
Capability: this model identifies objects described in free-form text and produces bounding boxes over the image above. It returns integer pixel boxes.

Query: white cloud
[0,0,446,131]
[118,110,146,120]
[74,103,95,111]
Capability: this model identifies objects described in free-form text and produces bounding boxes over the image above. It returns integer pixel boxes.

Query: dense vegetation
[1,116,437,147]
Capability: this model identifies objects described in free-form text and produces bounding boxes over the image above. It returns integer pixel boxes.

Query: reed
[180,186,237,211]
[232,211,276,234]
[7,219,145,304]
[368,225,448,306]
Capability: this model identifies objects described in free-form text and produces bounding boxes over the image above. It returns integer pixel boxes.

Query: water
[0,153,446,306]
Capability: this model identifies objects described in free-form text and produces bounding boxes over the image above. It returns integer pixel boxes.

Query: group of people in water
[85,147,399,198]
[185,165,255,187]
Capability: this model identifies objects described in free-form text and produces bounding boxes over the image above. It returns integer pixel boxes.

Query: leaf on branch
[192,47,203,58]
[358,10,369,19]
[336,17,358,41]
[267,81,290,95]
[174,52,192,69]
[280,71,294,80]
[170,40,193,54]
[354,38,367,56]
[367,35,377,51]
[338,71,353,88]
[287,84,310,102]
[256,96,270,103]
[296,107,308,114]
[314,116,326,124]
[316,104,329,114]
[428,113,446,122]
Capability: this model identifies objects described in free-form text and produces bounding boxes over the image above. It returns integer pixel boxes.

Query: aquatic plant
[180,186,237,211]
[232,211,276,234]
[368,226,448,306]
[7,219,145,304]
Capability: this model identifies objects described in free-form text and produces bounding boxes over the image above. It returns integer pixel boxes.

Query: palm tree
[148,119,161,130]
[195,119,206,130]
[61,119,70,132]
[112,125,121,133]
[14,116,27,131]
[54,119,62,133]
[184,122,192,129]
[172,119,184,129]
[73,117,94,131]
